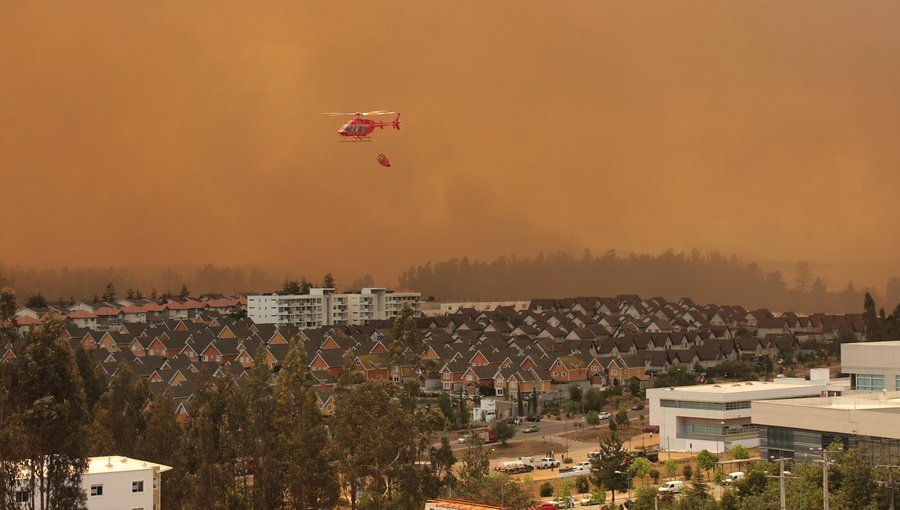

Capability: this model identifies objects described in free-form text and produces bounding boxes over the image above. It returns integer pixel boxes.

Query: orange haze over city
[1,1,898,289]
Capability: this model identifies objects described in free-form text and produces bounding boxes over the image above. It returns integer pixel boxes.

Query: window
[16,490,29,503]
[133,480,144,493]
[91,484,103,496]
[857,374,885,391]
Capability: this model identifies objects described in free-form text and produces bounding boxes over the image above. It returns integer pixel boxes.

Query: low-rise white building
[841,340,900,392]
[247,288,421,327]
[473,397,497,422]
[647,376,838,453]
[753,391,900,464]
[17,456,171,510]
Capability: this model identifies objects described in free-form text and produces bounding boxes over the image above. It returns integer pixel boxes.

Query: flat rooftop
[86,456,172,476]
[676,381,818,394]
[753,391,900,439]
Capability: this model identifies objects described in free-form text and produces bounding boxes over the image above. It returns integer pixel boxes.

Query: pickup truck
[536,457,560,469]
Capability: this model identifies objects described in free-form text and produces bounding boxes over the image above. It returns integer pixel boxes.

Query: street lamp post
[615,470,632,504]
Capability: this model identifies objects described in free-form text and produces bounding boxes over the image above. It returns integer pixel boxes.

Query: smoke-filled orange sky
[2,1,898,288]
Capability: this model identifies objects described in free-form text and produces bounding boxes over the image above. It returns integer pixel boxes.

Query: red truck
[459,427,498,444]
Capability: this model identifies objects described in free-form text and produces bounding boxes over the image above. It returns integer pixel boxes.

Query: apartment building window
[90,484,103,496]
[15,490,29,503]
[856,374,885,391]
[896,375,900,390]
[133,480,144,493]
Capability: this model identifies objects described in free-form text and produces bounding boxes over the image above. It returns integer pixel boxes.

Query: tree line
[0,264,383,306]
[399,250,896,313]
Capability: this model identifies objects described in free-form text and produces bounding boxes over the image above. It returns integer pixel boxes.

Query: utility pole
[780,458,787,510]
[822,449,831,510]
[766,458,791,510]
[876,465,900,510]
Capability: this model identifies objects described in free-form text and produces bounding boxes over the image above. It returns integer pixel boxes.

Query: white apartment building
[841,340,900,392]
[17,456,171,510]
[647,375,839,454]
[247,288,421,327]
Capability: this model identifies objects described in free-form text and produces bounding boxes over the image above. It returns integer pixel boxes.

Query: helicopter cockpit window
[341,124,352,132]
[356,125,366,132]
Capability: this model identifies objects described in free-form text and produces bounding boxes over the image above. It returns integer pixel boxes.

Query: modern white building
[647,375,841,454]
[840,340,900,392]
[247,288,421,327]
[753,391,900,465]
[17,456,171,510]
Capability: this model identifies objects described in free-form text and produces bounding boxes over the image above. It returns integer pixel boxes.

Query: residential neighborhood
[3,292,867,420]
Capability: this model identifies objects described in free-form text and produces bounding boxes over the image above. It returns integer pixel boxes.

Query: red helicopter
[322,110,401,141]
[322,110,400,167]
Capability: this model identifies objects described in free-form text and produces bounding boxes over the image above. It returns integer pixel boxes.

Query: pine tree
[102,283,116,302]
[331,381,436,509]
[273,340,339,508]
[8,320,90,509]
[243,348,282,509]
[0,287,17,337]
[182,371,240,508]
[137,391,189,509]
[179,284,190,300]
[389,302,425,376]
[589,432,629,504]
[89,364,149,457]
[864,292,880,340]
[457,438,490,493]
[322,272,336,289]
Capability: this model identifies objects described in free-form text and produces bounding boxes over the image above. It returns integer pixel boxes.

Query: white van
[725,471,745,483]
[658,481,684,493]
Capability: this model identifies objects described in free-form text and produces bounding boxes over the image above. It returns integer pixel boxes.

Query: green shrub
[540,481,554,497]
[575,475,590,493]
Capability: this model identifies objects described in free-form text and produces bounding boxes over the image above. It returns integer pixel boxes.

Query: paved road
[446,407,650,453]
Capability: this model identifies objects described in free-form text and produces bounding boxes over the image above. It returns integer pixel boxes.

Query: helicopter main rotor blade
[320,111,397,117]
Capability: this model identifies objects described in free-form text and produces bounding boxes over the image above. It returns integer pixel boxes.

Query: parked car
[658,481,684,493]
[643,425,660,433]
[724,471,745,484]
[597,411,611,420]
[629,449,659,462]
[537,457,560,469]
[523,426,539,433]
[579,495,602,506]
[545,496,574,509]
[506,417,522,425]
[526,415,541,422]
[534,503,558,510]
[631,402,645,411]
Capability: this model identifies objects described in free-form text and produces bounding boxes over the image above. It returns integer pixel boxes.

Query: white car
[597,411,611,420]
[537,457,560,469]
[579,495,602,506]
[546,497,574,509]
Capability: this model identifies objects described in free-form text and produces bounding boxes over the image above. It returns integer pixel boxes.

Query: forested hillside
[400,250,893,313]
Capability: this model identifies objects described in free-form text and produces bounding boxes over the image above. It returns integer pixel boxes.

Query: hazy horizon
[2,1,898,292]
